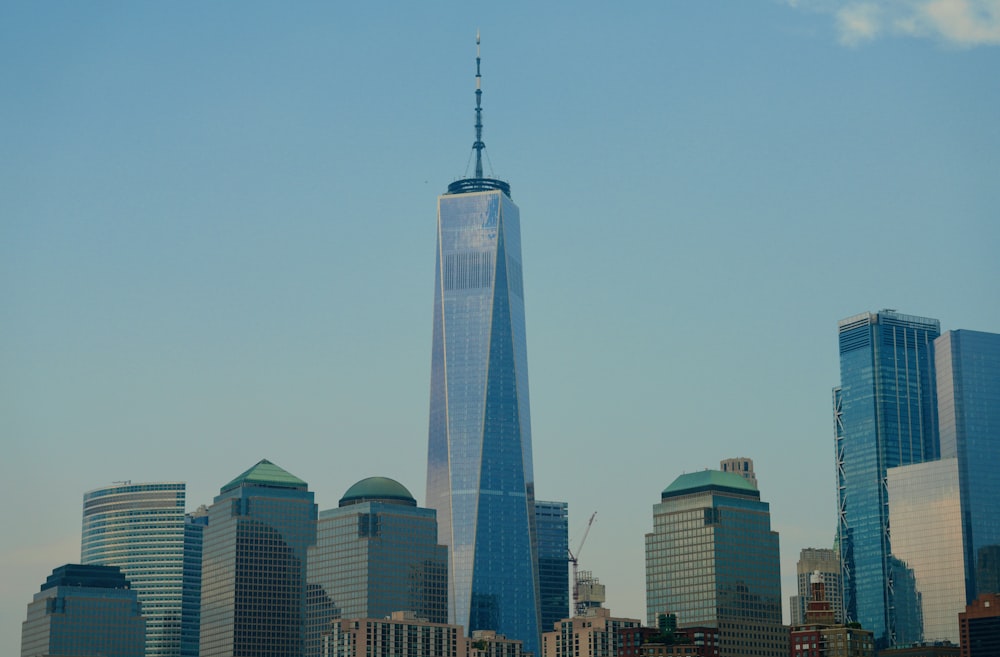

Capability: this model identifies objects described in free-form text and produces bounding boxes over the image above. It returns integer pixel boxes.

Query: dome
[339,477,416,507]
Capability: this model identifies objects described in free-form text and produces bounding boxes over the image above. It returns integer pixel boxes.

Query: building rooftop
[661,470,760,500]
[41,564,131,591]
[339,476,416,507]
[220,459,308,493]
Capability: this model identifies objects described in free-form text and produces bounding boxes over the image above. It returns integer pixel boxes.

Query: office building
[959,593,1000,657]
[935,330,1000,601]
[790,548,844,626]
[199,459,317,657]
[719,458,757,489]
[541,607,642,657]
[21,564,145,657]
[425,35,540,652]
[790,573,874,657]
[81,481,194,657]
[833,310,940,648]
[886,459,966,644]
[307,477,448,656]
[535,501,569,632]
[575,570,607,614]
[181,507,207,657]
[323,611,466,657]
[645,470,787,657]
[470,629,529,657]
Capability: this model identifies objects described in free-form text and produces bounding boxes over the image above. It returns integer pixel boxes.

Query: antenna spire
[473,29,485,179]
[446,30,510,197]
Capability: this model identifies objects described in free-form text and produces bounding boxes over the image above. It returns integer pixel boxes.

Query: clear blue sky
[2,1,998,652]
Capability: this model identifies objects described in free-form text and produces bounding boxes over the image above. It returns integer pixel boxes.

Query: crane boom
[568,511,597,617]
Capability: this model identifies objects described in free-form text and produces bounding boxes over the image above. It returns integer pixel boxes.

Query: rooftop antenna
[446,32,510,196]
[474,29,484,179]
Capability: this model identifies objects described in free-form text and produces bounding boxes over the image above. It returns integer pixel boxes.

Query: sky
[2,1,999,653]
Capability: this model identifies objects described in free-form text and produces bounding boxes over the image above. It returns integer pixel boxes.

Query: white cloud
[837,4,882,45]
[790,0,1000,47]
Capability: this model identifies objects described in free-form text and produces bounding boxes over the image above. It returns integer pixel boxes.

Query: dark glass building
[181,508,208,657]
[199,459,317,657]
[81,481,189,657]
[426,36,540,653]
[644,470,787,657]
[20,564,145,657]
[306,477,448,657]
[535,501,569,632]
[935,330,1000,601]
[833,310,940,648]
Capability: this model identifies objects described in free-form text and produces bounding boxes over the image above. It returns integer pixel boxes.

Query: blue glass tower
[426,34,540,654]
[935,329,1000,601]
[833,310,940,649]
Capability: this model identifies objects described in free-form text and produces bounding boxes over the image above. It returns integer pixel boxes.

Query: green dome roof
[661,470,759,500]
[339,477,416,507]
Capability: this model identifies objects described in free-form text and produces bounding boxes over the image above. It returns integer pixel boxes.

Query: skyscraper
[789,548,843,626]
[81,482,194,657]
[199,459,317,657]
[833,310,940,648]
[306,477,448,657]
[887,458,966,644]
[535,501,569,632]
[425,35,540,653]
[645,470,787,657]
[935,330,1000,601]
[21,564,146,657]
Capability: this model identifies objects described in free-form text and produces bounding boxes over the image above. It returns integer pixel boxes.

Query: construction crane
[568,511,597,617]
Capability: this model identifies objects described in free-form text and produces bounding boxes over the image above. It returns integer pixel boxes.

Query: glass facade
[21,564,146,657]
[81,482,191,657]
[645,471,786,657]
[181,509,208,657]
[426,188,540,653]
[833,310,940,648]
[199,459,317,657]
[935,330,1000,601]
[306,478,448,657]
[535,501,569,632]
[887,458,966,643]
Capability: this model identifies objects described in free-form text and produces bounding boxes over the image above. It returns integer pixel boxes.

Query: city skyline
[3,3,999,656]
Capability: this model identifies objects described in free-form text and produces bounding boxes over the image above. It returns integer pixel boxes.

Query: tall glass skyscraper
[535,501,569,632]
[21,564,146,657]
[199,459,317,657]
[306,477,448,657]
[426,35,540,653]
[935,330,1000,601]
[887,458,966,644]
[833,310,940,649]
[82,482,197,657]
[645,470,787,657]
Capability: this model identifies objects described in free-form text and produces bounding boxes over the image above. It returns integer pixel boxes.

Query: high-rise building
[181,507,208,657]
[199,459,317,657]
[21,564,146,657]
[81,481,196,657]
[425,35,540,653]
[542,607,643,657]
[645,470,787,657]
[790,548,843,626]
[935,330,1000,601]
[306,477,448,656]
[959,593,1000,657]
[887,458,966,644]
[719,458,757,489]
[833,310,940,648]
[535,501,569,632]
[324,611,467,657]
